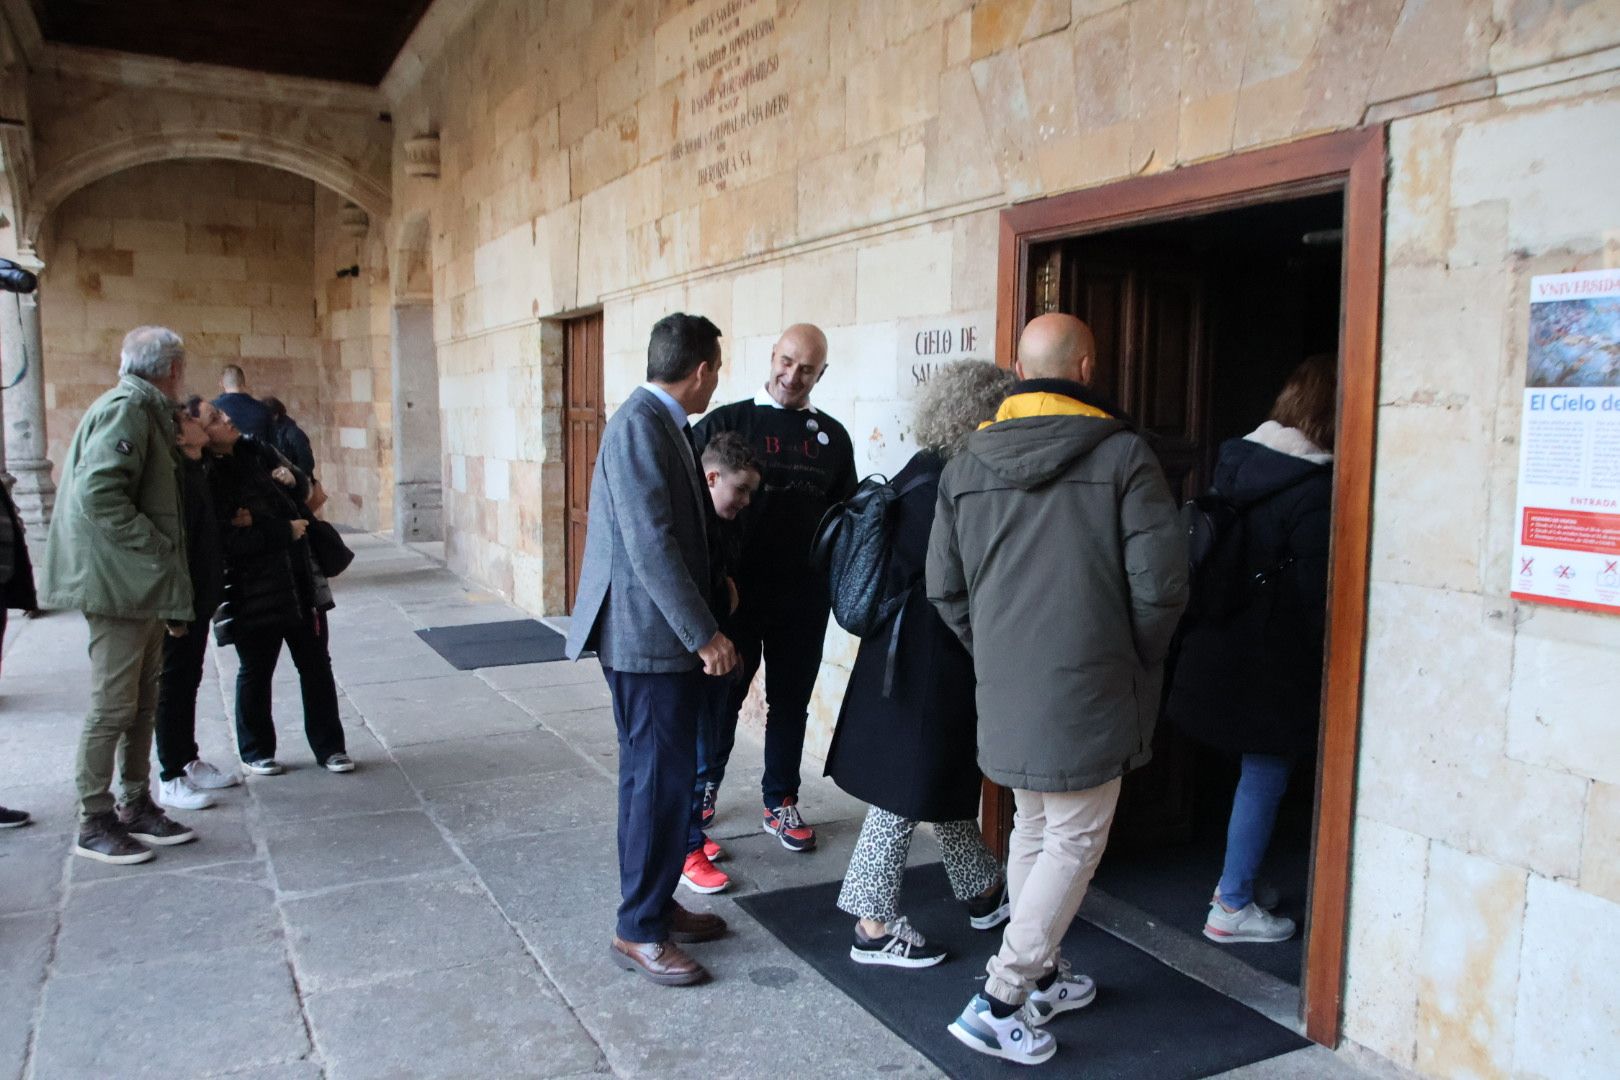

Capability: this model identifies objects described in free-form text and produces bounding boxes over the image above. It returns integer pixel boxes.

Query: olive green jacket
[38,375,193,621]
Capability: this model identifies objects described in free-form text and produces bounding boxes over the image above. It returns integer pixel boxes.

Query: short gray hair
[119,326,185,380]
[912,360,1016,459]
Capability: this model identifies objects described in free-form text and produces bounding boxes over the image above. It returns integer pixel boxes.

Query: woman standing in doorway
[825,360,1015,969]
[1166,356,1336,945]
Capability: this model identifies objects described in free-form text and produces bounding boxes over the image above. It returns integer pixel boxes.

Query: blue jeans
[688,674,732,854]
[1217,753,1293,910]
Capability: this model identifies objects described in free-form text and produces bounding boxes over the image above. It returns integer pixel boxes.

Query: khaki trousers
[984,777,1122,1005]
[74,614,165,820]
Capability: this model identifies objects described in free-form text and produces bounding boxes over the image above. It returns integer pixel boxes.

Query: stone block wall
[37,160,317,468]
[1341,71,1620,1079]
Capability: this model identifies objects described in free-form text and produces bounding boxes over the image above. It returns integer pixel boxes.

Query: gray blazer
[565,386,718,673]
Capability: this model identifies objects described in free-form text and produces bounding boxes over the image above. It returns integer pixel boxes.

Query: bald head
[1016,314,1096,383]
[766,323,829,409]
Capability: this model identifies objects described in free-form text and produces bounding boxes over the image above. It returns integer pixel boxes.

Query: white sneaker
[1204,900,1296,943]
[158,776,215,811]
[947,993,1056,1066]
[185,759,240,790]
[1023,960,1096,1026]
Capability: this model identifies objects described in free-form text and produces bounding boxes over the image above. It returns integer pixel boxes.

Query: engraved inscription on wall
[663,0,789,194]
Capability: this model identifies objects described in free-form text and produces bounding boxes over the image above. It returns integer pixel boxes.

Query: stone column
[0,252,53,530]
[391,303,443,541]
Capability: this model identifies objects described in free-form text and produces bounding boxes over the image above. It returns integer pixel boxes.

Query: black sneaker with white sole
[0,805,30,828]
[967,882,1010,930]
[73,811,154,865]
[323,754,356,773]
[850,917,947,968]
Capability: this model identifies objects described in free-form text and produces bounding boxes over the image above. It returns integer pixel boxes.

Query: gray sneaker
[73,811,154,865]
[117,794,197,847]
[242,758,284,776]
[1024,961,1096,1026]
[1205,900,1296,943]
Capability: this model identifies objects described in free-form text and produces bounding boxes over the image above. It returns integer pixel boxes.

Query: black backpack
[810,472,932,639]
[1180,472,1318,623]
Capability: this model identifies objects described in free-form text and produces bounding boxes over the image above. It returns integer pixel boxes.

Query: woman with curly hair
[825,359,1016,969]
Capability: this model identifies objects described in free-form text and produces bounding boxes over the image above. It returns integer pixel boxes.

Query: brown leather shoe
[609,937,707,986]
[670,902,727,944]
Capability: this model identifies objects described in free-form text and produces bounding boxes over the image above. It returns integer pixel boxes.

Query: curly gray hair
[912,360,1016,459]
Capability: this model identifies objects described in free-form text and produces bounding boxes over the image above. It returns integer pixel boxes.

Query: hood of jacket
[1214,423,1332,503]
[965,379,1126,489]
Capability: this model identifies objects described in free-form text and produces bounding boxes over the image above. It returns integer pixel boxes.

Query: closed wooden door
[564,313,605,612]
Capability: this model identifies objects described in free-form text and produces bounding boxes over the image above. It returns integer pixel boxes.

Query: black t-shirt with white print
[693,392,858,595]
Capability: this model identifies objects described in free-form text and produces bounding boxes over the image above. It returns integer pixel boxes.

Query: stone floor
[0,534,1378,1079]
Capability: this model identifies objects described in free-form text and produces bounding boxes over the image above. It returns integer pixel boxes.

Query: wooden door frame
[990,127,1385,1049]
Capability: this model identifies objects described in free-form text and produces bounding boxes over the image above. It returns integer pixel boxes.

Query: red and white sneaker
[680,848,731,894]
[702,836,726,862]
[762,797,816,852]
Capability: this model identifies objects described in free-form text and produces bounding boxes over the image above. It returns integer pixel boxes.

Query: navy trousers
[605,665,704,944]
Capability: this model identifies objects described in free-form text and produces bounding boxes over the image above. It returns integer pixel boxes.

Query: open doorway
[990,129,1385,1046]
[1028,192,1343,997]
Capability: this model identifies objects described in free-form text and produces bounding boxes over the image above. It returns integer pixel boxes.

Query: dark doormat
[735,863,1309,1079]
[415,619,574,669]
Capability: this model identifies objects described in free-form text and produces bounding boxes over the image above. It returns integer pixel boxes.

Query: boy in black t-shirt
[692,324,857,853]
[680,433,762,895]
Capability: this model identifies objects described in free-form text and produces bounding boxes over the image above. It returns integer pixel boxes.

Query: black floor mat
[736,863,1309,1079]
[415,619,573,669]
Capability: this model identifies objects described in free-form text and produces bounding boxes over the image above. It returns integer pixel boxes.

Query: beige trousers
[983,777,1123,1005]
[74,614,165,820]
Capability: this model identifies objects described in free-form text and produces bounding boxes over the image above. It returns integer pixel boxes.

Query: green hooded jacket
[38,374,193,621]
[926,383,1188,793]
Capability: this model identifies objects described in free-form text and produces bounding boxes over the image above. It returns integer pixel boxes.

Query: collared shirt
[641,382,691,430]
[752,387,818,414]
[642,382,700,477]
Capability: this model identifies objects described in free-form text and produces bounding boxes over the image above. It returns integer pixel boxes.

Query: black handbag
[305,519,355,578]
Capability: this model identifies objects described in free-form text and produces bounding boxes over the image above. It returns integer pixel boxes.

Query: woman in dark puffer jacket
[191,399,352,777]
[1166,356,1336,947]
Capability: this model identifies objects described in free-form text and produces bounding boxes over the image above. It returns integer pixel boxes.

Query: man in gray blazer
[565,312,739,986]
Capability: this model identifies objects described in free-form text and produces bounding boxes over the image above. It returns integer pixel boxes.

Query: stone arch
[25,130,391,247]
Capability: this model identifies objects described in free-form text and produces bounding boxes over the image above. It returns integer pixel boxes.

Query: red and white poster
[1511,269,1620,614]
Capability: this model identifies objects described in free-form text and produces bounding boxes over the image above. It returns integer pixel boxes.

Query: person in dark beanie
[262,396,315,479]
[152,403,240,811]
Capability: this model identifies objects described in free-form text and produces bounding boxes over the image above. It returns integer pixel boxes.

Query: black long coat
[1165,436,1333,758]
[824,451,982,823]
[208,438,329,646]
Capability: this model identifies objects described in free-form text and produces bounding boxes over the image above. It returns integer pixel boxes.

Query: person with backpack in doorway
[824,360,1016,970]
[928,314,1187,1066]
[691,323,857,853]
[1165,356,1336,947]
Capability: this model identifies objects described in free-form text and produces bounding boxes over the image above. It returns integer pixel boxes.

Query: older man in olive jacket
[40,326,198,866]
[927,313,1187,1066]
